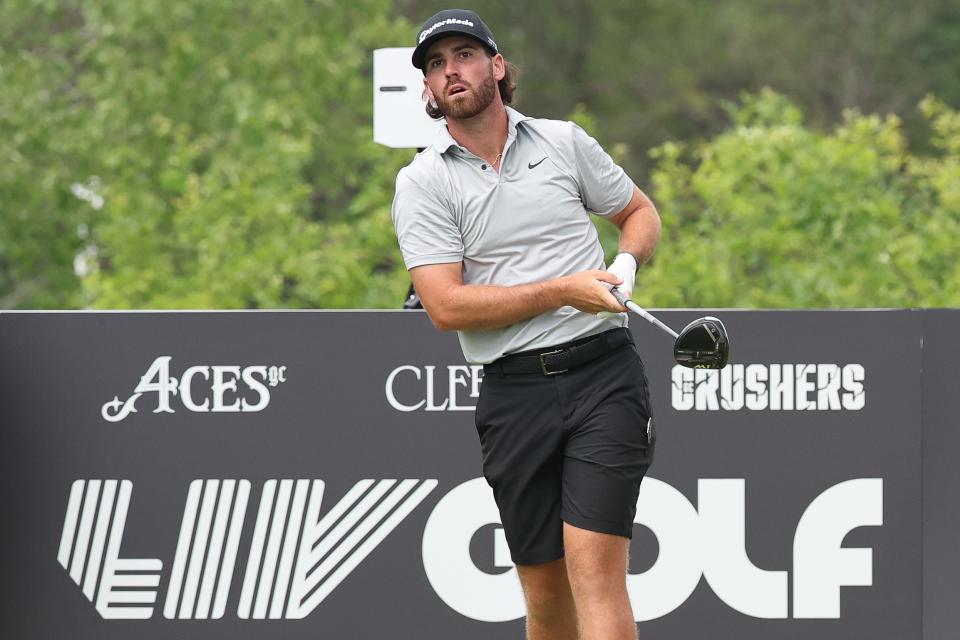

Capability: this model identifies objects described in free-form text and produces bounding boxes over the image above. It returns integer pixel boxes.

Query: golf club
[610,288,730,369]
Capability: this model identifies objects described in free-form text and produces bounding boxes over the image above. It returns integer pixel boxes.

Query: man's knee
[517,558,575,614]
[563,522,630,591]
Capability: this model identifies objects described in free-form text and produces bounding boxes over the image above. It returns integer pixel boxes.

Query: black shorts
[475,328,656,565]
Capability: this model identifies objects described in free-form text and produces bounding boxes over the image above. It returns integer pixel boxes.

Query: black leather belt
[484,328,632,376]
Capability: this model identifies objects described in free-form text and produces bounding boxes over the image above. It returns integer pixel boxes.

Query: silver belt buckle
[539,349,568,376]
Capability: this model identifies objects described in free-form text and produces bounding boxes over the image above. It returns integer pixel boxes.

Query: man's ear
[420,78,437,109]
[422,82,438,108]
[492,53,505,81]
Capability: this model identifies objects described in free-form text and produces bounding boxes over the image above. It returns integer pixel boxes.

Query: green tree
[633,89,960,308]
[396,0,960,180]
[4,2,958,311]
[0,3,96,308]
[2,0,415,309]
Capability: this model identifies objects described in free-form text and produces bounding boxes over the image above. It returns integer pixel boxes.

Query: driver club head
[673,316,730,369]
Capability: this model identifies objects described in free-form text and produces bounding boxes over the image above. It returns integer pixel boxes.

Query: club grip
[609,287,630,307]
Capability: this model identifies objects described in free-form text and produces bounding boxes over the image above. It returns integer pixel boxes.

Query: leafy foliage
[1,0,414,309]
[632,90,960,308]
[2,2,958,310]
[398,0,960,180]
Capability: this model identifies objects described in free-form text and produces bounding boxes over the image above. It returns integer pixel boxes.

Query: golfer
[391,9,661,640]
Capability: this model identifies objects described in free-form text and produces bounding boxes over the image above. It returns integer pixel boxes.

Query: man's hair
[425,57,518,120]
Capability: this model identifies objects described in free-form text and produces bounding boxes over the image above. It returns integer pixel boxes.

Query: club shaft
[609,288,679,339]
[624,300,679,339]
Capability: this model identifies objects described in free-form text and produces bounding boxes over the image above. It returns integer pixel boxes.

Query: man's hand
[559,270,627,314]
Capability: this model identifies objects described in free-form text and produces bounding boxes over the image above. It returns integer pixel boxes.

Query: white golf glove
[607,252,637,297]
[598,252,637,318]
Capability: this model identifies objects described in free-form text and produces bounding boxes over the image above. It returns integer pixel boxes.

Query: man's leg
[516,558,579,640]
[563,523,637,640]
[556,344,653,639]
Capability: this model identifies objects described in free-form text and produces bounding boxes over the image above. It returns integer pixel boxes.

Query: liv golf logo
[56,477,882,622]
[101,357,287,422]
[57,478,437,619]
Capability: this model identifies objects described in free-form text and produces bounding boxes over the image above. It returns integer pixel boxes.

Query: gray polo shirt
[391,107,635,364]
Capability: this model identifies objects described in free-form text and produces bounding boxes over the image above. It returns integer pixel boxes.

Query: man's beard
[436,71,497,120]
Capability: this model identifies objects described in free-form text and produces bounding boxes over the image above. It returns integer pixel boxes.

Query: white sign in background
[373,47,445,149]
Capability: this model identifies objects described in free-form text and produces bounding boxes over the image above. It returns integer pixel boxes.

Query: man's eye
[459,50,471,58]
[430,59,443,68]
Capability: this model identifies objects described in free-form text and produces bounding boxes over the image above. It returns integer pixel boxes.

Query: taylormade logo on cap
[411,9,498,69]
[419,18,475,43]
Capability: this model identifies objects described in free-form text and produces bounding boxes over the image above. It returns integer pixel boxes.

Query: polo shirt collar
[506,106,533,135]
[431,106,533,155]
[431,125,460,155]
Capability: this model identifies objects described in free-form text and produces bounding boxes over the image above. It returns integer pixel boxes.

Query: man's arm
[601,185,662,298]
[410,186,660,333]
[411,264,625,332]
[608,185,662,267]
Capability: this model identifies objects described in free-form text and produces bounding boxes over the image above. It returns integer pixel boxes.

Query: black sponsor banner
[921,309,960,640]
[0,310,944,639]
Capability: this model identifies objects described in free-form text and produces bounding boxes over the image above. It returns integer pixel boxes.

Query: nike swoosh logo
[528,157,547,169]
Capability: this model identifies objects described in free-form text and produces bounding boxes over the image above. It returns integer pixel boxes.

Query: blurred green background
[2,0,958,310]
